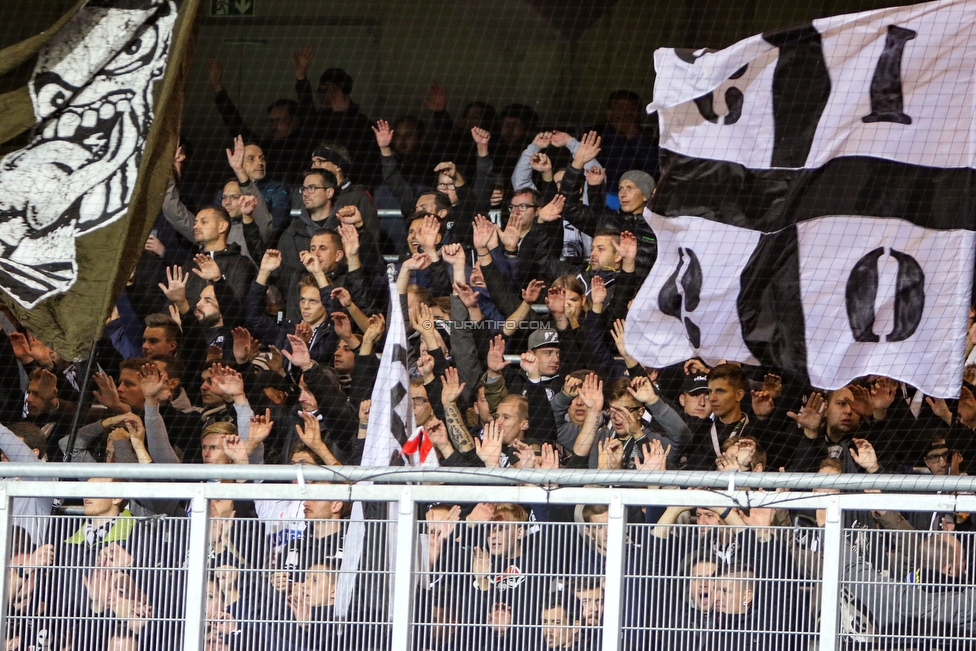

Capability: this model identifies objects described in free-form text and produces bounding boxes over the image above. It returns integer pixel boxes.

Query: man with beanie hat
[556,130,659,279]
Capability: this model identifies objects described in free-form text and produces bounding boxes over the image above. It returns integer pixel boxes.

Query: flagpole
[62,339,98,463]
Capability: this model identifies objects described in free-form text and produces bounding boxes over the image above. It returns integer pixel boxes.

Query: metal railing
[1,464,975,651]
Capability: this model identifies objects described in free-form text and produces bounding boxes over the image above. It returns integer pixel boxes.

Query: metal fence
[1,464,975,651]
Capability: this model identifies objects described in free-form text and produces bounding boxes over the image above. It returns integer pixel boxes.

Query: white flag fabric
[627,0,976,397]
[335,278,438,618]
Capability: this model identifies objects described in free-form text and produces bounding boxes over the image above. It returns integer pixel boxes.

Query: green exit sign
[210,0,254,16]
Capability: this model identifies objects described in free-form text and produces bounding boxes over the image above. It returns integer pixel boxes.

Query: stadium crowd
[1,50,975,650]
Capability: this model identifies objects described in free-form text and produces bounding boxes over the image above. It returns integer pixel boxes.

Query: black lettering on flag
[390,408,408,446]
[658,247,703,348]
[862,25,917,125]
[762,24,831,167]
[846,247,925,342]
[392,344,408,365]
[693,66,748,125]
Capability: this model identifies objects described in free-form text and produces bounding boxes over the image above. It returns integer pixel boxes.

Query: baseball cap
[527,328,559,350]
[681,373,709,395]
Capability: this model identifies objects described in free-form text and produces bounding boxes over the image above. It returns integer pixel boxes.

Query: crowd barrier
[1,465,974,651]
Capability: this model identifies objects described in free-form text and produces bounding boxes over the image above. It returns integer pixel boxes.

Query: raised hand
[618,231,638,271]
[926,397,953,425]
[578,373,605,411]
[573,131,601,167]
[521,279,546,303]
[870,376,898,413]
[498,212,524,252]
[7,332,34,365]
[124,416,147,448]
[850,438,880,473]
[358,399,371,426]
[440,366,466,405]
[290,46,314,79]
[260,249,283,274]
[472,214,497,253]
[683,358,710,376]
[424,82,448,112]
[471,126,491,147]
[545,285,566,316]
[299,250,322,275]
[412,302,436,338]
[239,195,257,220]
[636,439,670,472]
[590,274,607,307]
[416,351,435,379]
[336,205,363,227]
[787,392,825,437]
[145,233,165,256]
[584,165,605,186]
[361,314,386,349]
[192,253,222,281]
[510,439,536,469]
[331,312,353,340]
[250,408,275,445]
[338,222,360,259]
[225,135,246,177]
[598,437,624,470]
[210,364,245,401]
[628,375,657,405]
[433,161,457,181]
[417,215,440,254]
[762,373,783,400]
[372,120,394,151]
[538,443,560,470]
[550,131,571,147]
[266,346,284,375]
[751,390,775,419]
[93,371,124,411]
[959,386,976,427]
[295,411,323,449]
[475,420,503,468]
[222,435,249,465]
[282,333,312,370]
[530,152,552,174]
[520,351,540,381]
[486,335,509,374]
[453,281,480,309]
[562,375,583,398]
[537,194,565,223]
[158,266,188,305]
[441,242,465,268]
[401,252,432,273]
[532,131,553,149]
[294,321,312,344]
[848,384,875,418]
[139,362,169,403]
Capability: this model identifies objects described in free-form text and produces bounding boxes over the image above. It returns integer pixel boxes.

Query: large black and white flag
[335,277,438,619]
[626,0,976,397]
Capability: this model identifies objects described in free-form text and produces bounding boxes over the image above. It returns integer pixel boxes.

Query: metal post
[0,486,11,645]
[183,489,210,651]
[818,496,843,651]
[390,486,417,651]
[601,492,626,651]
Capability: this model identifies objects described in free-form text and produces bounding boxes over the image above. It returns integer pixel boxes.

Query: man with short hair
[310,142,379,240]
[142,313,180,358]
[177,206,257,308]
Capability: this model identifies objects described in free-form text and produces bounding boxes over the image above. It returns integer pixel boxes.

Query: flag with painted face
[626,0,976,397]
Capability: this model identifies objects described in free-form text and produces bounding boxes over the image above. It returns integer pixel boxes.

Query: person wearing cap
[481,331,561,445]
[675,372,716,458]
[309,142,380,242]
[557,130,658,279]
